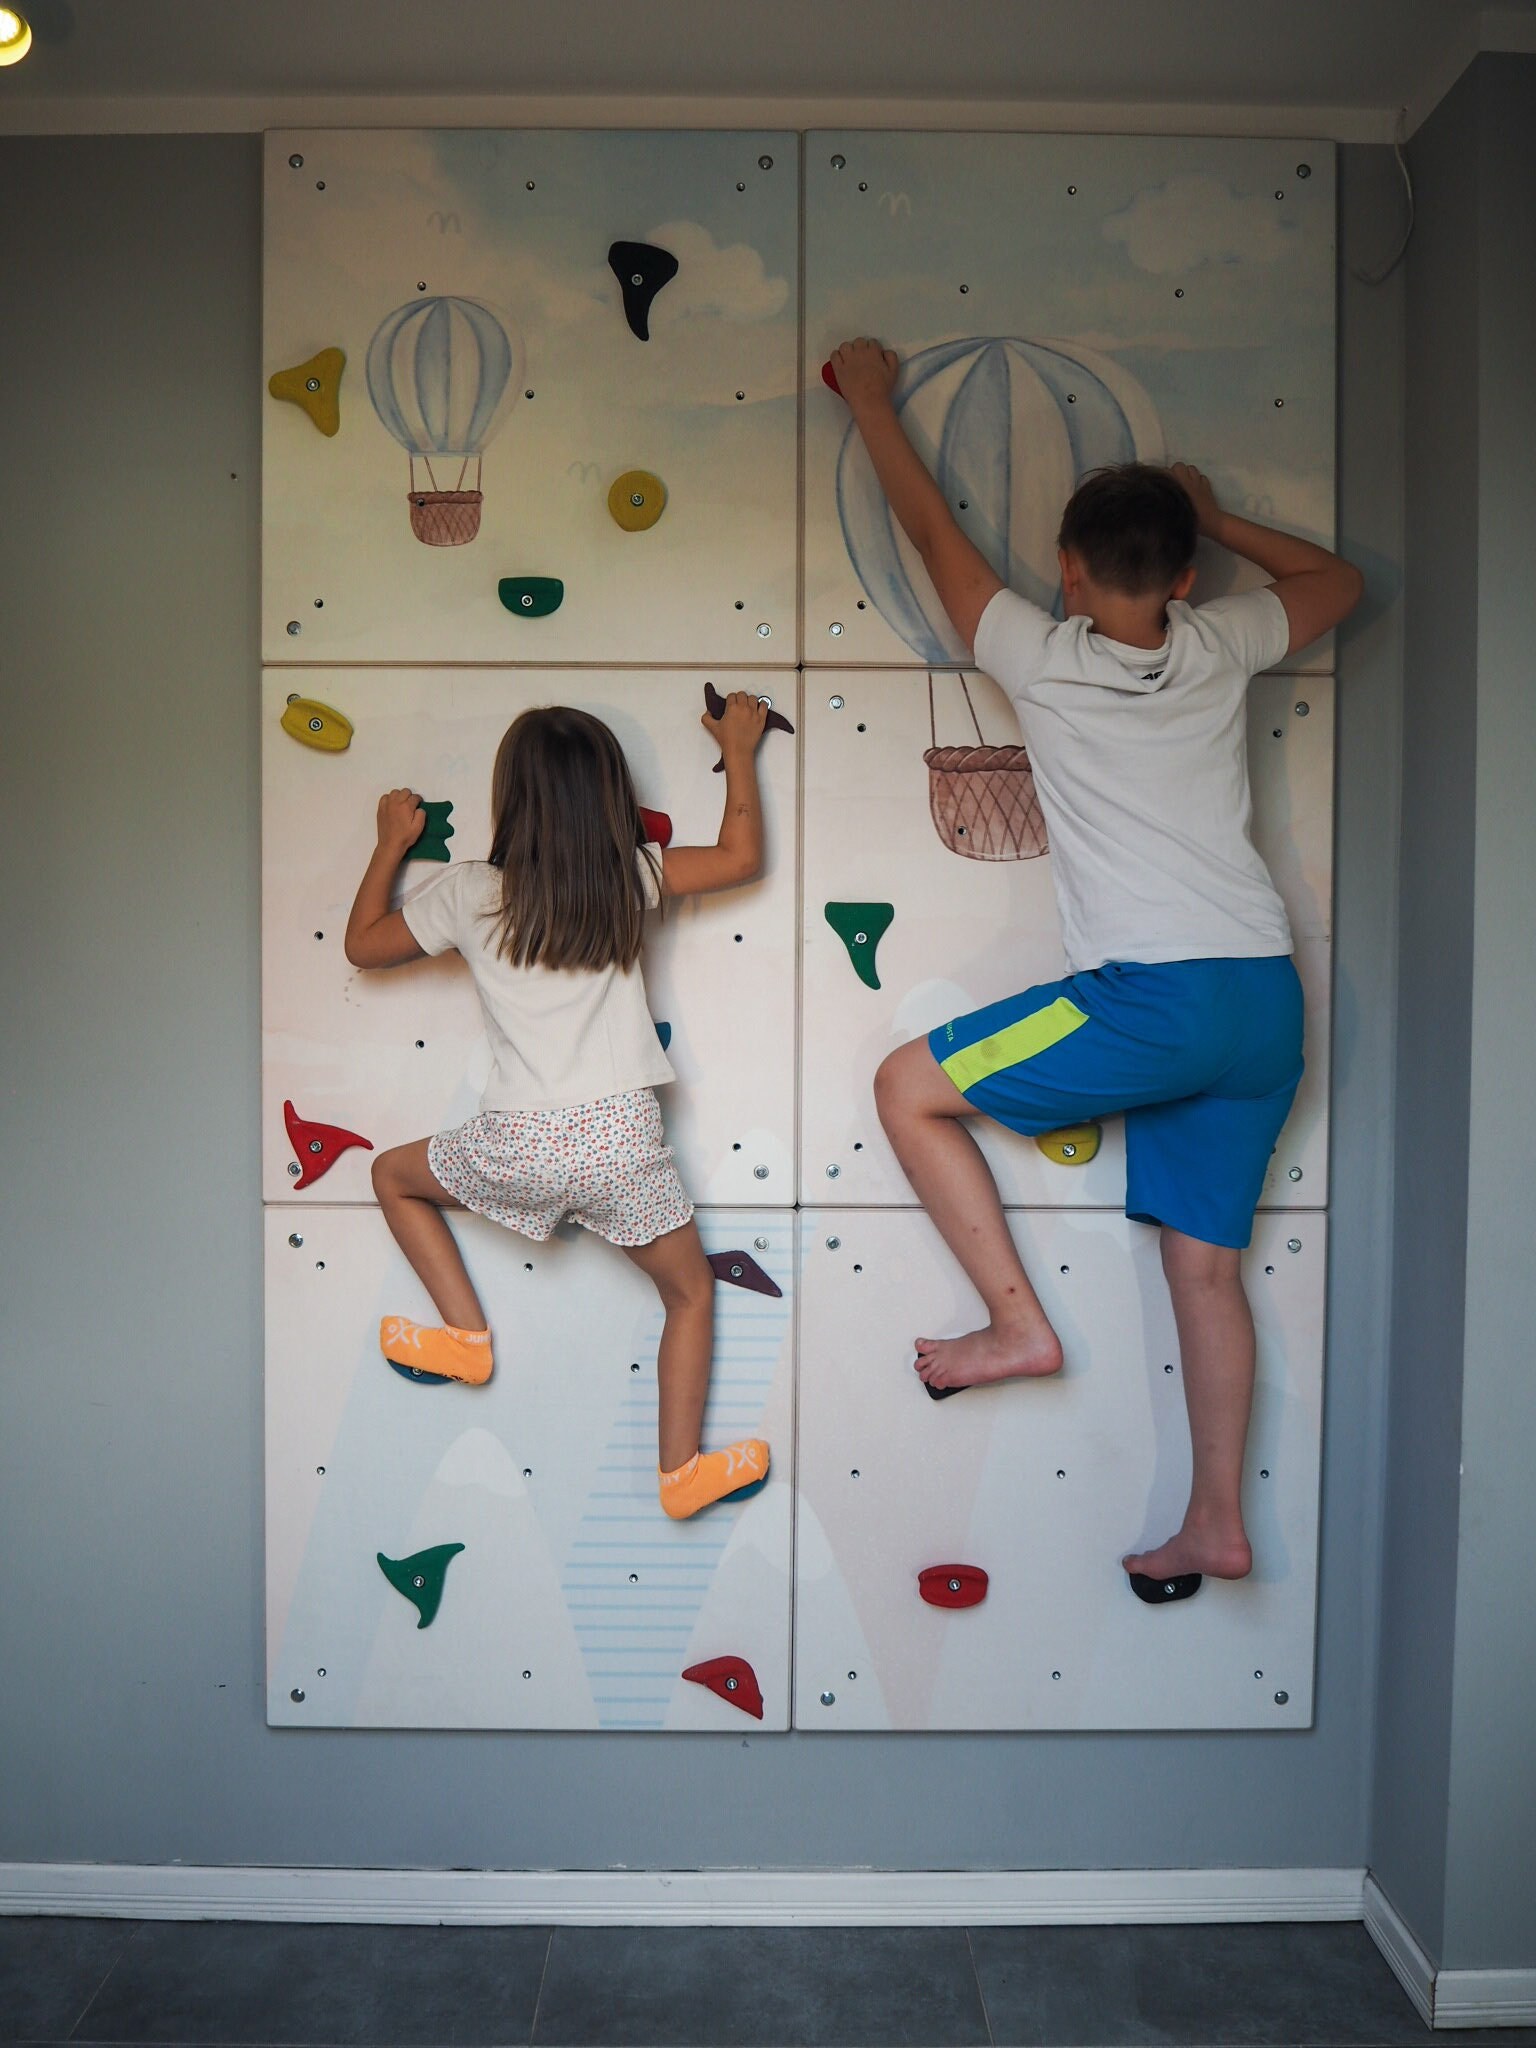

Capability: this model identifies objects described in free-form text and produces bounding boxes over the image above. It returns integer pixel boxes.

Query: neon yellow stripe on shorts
[939,995,1091,1095]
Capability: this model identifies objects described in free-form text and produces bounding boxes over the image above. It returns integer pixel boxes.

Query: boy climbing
[828,335,1363,1601]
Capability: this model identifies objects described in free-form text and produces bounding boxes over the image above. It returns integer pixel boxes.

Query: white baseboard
[1,1860,1363,1927]
[1363,1875,1536,2030]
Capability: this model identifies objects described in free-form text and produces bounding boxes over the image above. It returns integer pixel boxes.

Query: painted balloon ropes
[835,336,1164,663]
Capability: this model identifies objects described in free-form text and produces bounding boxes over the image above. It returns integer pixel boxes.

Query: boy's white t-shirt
[973,584,1295,975]
[401,848,677,1113]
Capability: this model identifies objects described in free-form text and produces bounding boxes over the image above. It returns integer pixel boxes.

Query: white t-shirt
[401,849,677,1113]
[973,584,1295,975]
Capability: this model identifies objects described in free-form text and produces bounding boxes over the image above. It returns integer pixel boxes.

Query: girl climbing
[343,693,772,1521]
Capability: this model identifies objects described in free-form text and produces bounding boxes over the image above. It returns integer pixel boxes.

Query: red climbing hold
[638,806,673,848]
[707,1249,783,1299]
[682,1655,764,1720]
[918,1565,989,1609]
[821,359,843,397]
[704,680,795,770]
[283,1099,373,1190]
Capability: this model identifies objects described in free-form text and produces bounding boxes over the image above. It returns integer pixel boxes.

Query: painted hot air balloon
[836,336,1165,663]
[366,296,522,546]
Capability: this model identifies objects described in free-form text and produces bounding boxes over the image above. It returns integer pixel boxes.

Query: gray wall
[0,135,1403,1873]
[1372,52,1536,1976]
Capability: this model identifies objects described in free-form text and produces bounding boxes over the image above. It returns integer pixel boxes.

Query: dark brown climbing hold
[608,240,679,341]
[707,1249,783,1299]
[704,679,794,770]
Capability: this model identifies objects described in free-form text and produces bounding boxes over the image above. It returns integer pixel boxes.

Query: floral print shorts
[427,1088,694,1248]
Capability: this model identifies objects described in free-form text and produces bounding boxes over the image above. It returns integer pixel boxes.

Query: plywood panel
[266,1207,794,1729]
[794,1209,1324,1730]
[262,668,798,1206]
[804,134,1335,671]
[264,131,797,665]
[800,670,1331,1208]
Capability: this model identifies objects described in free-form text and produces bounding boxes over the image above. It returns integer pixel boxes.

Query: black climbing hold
[704,679,795,769]
[377,1542,465,1627]
[608,240,679,341]
[1129,1572,1203,1605]
[924,1379,964,1402]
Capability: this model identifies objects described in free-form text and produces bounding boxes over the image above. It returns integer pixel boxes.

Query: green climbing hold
[498,576,564,618]
[405,800,454,863]
[377,1542,465,1628]
[825,902,894,990]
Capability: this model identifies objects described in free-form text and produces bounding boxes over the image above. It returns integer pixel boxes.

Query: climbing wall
[801,671,1332,1208]
[263,128,1338,1735]
[263,130,798,665]
[795,1210,1325,1729]
[262,668,799,1207]
[267,1208,793,1729]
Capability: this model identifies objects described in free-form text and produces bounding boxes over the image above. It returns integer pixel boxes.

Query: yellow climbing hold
[1035,1123,1102,1167]
[268,347,345,437]
[608,468,667,532]
[281,694,353,752]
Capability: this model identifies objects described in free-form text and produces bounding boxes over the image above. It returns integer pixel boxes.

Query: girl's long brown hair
[485,706,659,971]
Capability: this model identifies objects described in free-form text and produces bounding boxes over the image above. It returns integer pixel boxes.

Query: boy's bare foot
[1123,1513,1252,1585]
[913,1320,1064,1393]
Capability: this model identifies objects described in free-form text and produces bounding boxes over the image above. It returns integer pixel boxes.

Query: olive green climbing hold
[377,1542,465,1628]
[498,576,564,618]
[405,799,454,862]
[608,469,667,532]
[267,347,345,436]
[825,902,894,990]
[1035,1122,1102,1167]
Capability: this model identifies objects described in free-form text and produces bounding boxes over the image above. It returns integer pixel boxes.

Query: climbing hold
[655,1021,672,1051]
[280,695,353,752]
[404,800,454,862]
[638,807,673,848]
[498,576,564,618]
[607,239,679,342]
[389,1363,451,1386]
[377,1543,465,1628]
[1035,1122,1102,1167]
[825,902,894,989]
[707,1249,783,1299]
[267,346,345,436]
[681,1655,764,1721]
[821,359,843,397]
[924,1379,964,1402]
[282,1099,373,1189]
[607,470,667,532]
[918,1565,989,1609]
[1129,1572,1203,1606]
[704,679,795,769]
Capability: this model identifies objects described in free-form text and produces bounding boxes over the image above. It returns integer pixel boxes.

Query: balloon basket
[923,673,1048,862]
[408,490,483,546]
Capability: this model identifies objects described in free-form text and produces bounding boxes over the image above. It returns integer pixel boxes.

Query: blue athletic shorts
[927,956,1305,1249]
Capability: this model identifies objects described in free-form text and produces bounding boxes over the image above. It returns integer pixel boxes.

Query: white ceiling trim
[0,91,1398,142]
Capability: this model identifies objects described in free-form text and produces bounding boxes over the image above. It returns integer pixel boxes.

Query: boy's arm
[659,692,768,896]
[1173,463,1364,657]
[344,789,428,968]
[831,338,1003,657]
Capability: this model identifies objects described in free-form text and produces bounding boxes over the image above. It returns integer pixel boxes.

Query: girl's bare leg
[372,1140,486,1331]
[874,1038,1063,1390]
[621,1218,716,1471]
[1123,1228,1255,1582]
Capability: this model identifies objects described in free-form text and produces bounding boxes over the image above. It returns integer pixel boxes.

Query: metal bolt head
[725,1675,739,1691]
[820,1689,835,1705]
[286,620,301,636]
[825,1235,841,1250]
[288,153,304,168]
[412,1574,425,1589]
[630,272,643,286]
[521,593,533,607]
[286,1162,301,1178]
[948,1577,961,1592]
[729,1262,744,1279]
[1288,1166,1302,1181]
[290,1687,305,1702]
[308,1138,323,1154]
[829,694,845,709]
[753,1235,768,1250]
[756,622,771,637]
[753,1164,769,1180]
[829,621,844,635]
[758,154,774,170]
[854,930,868,945]
[1274,1690,1290,1705]
[1297,163,1311,178]
[1062,1142,1077,1158]
[1295,701,1310,716]
[1288,1238,1302,1253]
[826,1164,841,1179]
[830,153,846,169]
[305,376,321,392]
[630,491,645,507]
[288,1232,304,1248]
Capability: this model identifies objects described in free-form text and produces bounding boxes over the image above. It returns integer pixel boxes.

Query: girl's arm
[1172,463,1364,655]
[830,336,1003,658]
[344,788,429,968]
[659,692,768,896]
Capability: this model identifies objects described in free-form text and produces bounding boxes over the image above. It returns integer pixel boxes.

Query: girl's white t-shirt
[974,583,1295,975]
[401,848,677,1113]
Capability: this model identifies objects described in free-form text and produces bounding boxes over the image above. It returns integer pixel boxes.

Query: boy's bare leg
[1123,1228,1255,1582]
[874,1039,1063,1389]
[622,1218,717,1471]
[372,1140,486,1331]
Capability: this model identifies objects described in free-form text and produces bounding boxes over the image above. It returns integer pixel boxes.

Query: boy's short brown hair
[1057,463,1197,595]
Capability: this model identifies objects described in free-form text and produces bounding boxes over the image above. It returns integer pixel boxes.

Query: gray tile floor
[5,1915,1531,2048]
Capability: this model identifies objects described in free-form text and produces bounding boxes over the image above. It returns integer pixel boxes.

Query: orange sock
[658,1439,770,1519]
[379,1316,493,1385]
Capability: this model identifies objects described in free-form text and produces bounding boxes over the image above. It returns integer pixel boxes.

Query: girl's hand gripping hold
[376,786,428,858]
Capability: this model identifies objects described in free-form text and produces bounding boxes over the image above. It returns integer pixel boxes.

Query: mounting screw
[820,1689,836,1706]
[829,621,844,635]
[1062,1142,1077,1158]
[1288,1238,1302,1253]
[290,1687,305,1702]
[756,622,771,637]
[1297,163,1311,178]
[829,694,845,709]
[521,593,534,607]
[825,1235,841,1250]
[1288,1166,1302,1181]
[947,1577,961,1593]
[830,153,846,169]
[286,620,301,636]
[724,1675,739,1691]
[305,376,321,392]
[308,1138,323,1154]
[288,1233,303,1248]
[754,1235,768,1250]
[1295,701,1310,716]
[758,154,774,170]
[288,154,304,168]
[1274,1690,1290,1705]
[287,1161,301,1177]
[826,1164,841,1179]
[753,1164,769,1180]
[630,272,644,286]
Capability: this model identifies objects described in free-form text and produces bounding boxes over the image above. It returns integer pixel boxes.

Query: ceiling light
[0,10,33,65]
